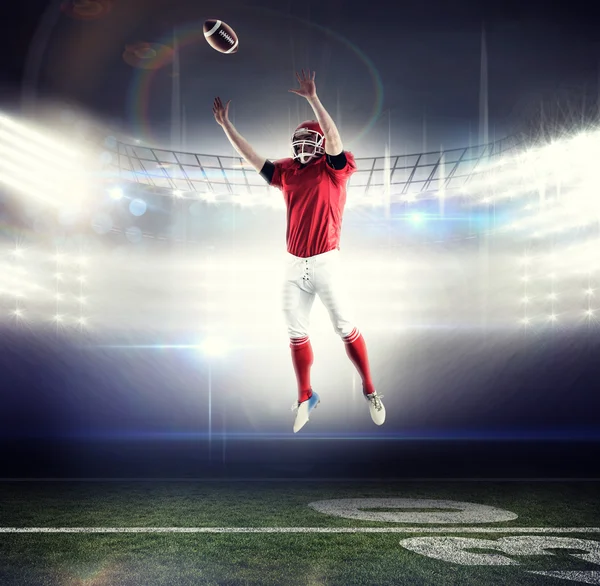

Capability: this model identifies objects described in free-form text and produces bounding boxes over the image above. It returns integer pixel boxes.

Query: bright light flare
[108,187,124,200]
[0,114,91,208]
[200,338,229,357]
[0,115,80,158]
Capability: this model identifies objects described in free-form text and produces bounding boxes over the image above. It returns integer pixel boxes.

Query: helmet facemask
[291,127,325,164]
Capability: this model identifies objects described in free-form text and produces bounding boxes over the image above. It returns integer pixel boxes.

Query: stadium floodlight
[0,129,87,207]
[0,114,80,158]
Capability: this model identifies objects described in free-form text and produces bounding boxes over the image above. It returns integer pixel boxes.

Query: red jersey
[270,152,357,258]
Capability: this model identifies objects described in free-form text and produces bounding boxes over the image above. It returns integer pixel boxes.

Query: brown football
[203,19,239,54]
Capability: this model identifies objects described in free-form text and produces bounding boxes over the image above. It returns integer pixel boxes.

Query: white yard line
[1,527,600,534]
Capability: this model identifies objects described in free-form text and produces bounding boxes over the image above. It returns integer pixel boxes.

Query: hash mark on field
[1,527,600,534]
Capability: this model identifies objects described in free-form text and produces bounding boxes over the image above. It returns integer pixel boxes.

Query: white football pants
[282,248,356,340]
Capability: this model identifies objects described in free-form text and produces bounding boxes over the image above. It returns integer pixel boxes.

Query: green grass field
[1,481,599,585]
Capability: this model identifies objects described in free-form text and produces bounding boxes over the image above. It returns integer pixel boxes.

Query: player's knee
[334,326,346,338]
[333,320,355,339]
[283,309,306,333]
[287,322,309,338]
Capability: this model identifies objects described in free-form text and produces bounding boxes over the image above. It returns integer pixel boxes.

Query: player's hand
[289,69,317,99]
[213,97,231,127]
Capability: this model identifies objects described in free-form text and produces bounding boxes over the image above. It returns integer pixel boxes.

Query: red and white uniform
[271,151,357,258]
[269,153,359,341]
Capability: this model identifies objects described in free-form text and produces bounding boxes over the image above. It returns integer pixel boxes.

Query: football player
[213,69,385,432]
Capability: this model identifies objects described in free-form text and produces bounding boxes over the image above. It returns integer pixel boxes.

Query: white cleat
[291,391,321,433]
[365,391,385,425]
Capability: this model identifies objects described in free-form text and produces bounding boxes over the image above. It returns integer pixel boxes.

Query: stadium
[1,1,600,583]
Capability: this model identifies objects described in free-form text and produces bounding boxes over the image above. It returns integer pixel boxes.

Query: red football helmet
[291,120,325,164]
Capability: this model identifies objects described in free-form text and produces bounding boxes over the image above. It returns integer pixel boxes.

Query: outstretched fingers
[213,97,231,113]
[295,69,315,82]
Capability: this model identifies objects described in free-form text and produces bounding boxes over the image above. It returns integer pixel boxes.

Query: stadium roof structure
[104,134,521,207]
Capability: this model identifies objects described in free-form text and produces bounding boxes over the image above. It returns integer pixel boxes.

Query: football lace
[218,29,235,44]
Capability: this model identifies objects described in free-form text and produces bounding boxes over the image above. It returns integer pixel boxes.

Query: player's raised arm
[212,97,267,173]
[289,69,343,156]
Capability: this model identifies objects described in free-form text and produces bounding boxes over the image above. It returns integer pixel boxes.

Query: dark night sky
[1,0,600,155]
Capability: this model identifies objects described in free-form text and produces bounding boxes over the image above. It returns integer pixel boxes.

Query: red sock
[343,329,376,395]
[290,337,313,403]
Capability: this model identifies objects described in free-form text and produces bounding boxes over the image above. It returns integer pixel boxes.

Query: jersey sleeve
[268,159,288,190]
[324,150,357,185]
[326,151,347,170]
[259,160,276,184]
